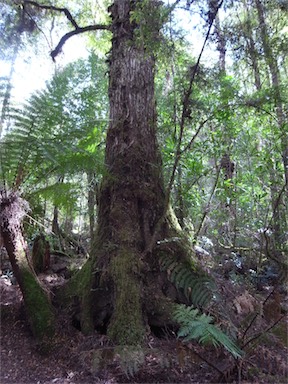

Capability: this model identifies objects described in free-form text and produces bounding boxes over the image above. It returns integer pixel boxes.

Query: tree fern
[0,53,109,238]
[160,254,216,307]
[174,304,243,359]
[0,53,107,190]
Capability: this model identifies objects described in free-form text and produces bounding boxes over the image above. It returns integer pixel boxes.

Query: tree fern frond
[176,268,194,288]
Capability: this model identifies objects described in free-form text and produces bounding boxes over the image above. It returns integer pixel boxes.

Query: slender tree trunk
[215,14,226,72]
[243,0,261,91]
[175,166,185,228]
[214,16,236,245]
[254,0,288,188]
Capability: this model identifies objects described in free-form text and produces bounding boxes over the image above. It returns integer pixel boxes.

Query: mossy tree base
[59,206,196,345]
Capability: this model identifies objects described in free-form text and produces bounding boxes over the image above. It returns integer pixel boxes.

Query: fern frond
[160,254,216,307]
[28,182,79,209]
[1,53,108,190]
[174,305,243,359]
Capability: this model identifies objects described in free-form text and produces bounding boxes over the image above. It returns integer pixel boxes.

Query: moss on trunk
[0,192,55,341]
[20,266,55,339]
[107,249,145,345]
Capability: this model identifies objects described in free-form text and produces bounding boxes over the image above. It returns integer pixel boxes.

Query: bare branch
[51,24,110,61]
[180,118,209,155]
[243,314,285,350]
[22,1,111,60]
[23,0,79,28]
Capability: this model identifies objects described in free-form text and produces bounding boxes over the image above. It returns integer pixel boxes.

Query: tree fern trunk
[0,192,55,340]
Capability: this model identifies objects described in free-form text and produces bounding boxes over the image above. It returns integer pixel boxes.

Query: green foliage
[30,182,78,211]
[130,0,166,53]
[160,254,216,308]
[0,52,108,231]
[174,304,243,359]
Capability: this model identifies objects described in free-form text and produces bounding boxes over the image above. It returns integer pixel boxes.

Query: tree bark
[87,171,97,244]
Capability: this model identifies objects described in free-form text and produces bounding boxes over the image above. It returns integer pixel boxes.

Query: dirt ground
[1,275,287,384]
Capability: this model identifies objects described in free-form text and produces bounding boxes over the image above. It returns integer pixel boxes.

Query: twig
[242,314,285,349]
[241,287,276,343]
[180,118,209,155]
[194,165,221,240]
[186,346,225,376]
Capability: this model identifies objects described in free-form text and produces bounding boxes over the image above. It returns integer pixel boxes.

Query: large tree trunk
[87,0,175,344]
[61,0,198,345]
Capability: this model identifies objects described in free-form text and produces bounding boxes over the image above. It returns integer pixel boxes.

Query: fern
[174,304,243,359]
[0,53,108,199]
[160,254,216,307]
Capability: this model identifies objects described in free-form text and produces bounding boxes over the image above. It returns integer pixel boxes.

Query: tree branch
[22,1,111,60]
[51,25,110,61]
[23,0,80,28]
[180,118,209,155]
[242,314,285,350]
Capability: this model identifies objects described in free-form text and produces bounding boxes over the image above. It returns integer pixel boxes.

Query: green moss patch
[21,268,55,339]
[108,248,145,345]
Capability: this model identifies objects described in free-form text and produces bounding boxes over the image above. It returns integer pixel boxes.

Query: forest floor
[1,267,288,384]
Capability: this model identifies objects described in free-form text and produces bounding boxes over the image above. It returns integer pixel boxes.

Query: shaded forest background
[0,0,287,383]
